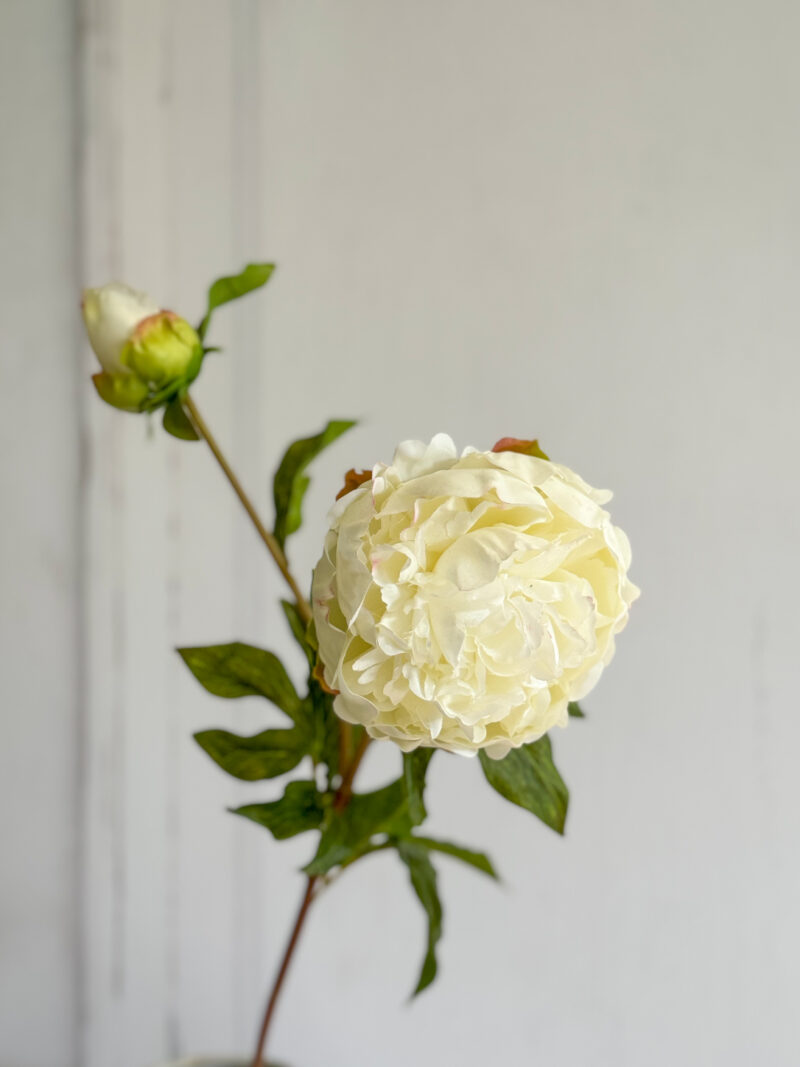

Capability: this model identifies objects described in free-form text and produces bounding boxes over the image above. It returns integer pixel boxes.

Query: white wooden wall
[4,2,800,1065]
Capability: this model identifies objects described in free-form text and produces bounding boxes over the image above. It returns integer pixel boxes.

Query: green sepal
[163,395,199,440]
[233,780,325,840]
[397,840,442,995]
[568,701,586,718]
[182,342,205,387]
[478,735,569,835]
[281,600,315,669]
[193,725,310,781]
[273,420,356,548]
[178,642,304,723]
[311,682,345,776]
[198,262,276,341]
[91,371,149,413]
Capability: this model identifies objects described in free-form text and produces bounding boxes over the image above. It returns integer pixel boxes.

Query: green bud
[122,311,200,387]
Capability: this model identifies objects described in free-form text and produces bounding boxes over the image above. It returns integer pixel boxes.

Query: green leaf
[194,726,309,781]
[178,643,303,723]
[162,396,199,441]
[403,749,433,825]
[568,701,586,718]
[233,780,325,840]
[407,836,498,879]
[281,599,315,669]
[273,420,356,547]
[198,262,276,341]
[305,778,418,876]
[479,735,569,835]
[320,686,347,777]
[397,840,442,995]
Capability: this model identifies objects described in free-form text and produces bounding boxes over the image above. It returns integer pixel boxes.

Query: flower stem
[250,874,318,1067]
[250,734,372,1066]
[181,393,312,625]
[334,731,371,812]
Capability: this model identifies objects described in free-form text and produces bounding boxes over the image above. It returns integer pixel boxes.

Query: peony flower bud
[121,311,199,386]
[82,282,202,414]
[82,283,159,375]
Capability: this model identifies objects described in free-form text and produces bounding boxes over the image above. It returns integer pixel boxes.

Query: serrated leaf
[479,735,569,835]
[397,840,442,995]
[233,780,325,840]
[407,836,498,879]
[273,420,356,547]
[198,262,275,341]
[163,396,199,441]
[305,778,418,876]
[193,726,309,781]
[568,701,585,718]
[403,749,433,825]
[178,643,303,723]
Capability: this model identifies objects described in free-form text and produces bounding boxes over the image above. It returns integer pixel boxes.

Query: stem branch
[182,392,312,625]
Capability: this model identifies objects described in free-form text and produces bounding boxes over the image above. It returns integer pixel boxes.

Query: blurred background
[3,1,800,1065]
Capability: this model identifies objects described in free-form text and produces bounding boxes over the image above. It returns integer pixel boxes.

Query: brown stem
[181,392,312,625]
[250,874,318,1067]
[251,734,372,1065]
[334,731,371,812]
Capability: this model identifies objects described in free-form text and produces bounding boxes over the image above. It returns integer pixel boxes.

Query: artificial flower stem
[334,731,371,811]
[250,873,318,1067]
[181,393,312,625]
[251,732,372,1066]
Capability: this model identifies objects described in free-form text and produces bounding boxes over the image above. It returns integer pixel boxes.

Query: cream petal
[311,435,638,757]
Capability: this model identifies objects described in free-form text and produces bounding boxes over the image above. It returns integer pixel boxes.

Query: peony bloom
[82,282,200,411]
[312,434,639,759]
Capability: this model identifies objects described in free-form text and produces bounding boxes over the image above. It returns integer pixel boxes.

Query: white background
[3,2,800,1065]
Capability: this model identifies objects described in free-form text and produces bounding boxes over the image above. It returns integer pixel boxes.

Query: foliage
[168,269,585,998]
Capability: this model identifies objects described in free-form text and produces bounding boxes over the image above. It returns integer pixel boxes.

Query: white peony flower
[82,282,159,375]
[312,434,639,759]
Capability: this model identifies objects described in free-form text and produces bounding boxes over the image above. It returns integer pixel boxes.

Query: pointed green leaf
[194,726,309,781]
[163,396,199,441]
[178,643,303,722]
[198,262,276,340]
[568,701,586,718]
[403,749,433,825]
[233,780,325,840]
[397,840,442,995]
[479,735,569,834]
[281,599,315,668]
[273,420,356,547]
[305,778,417,876]
[407,836,497,879]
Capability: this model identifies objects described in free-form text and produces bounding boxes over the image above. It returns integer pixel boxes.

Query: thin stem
[250,874,318,1067]
[251,733,372,1065]
[182,392,312,625]
[334,732,371,812]
[337,721,352,784]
